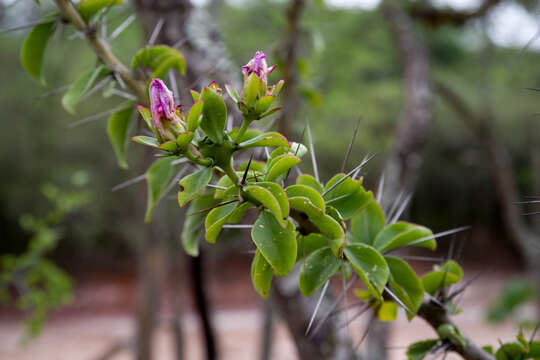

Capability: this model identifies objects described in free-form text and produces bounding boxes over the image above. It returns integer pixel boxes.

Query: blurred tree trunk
[435,80,540,313]
[367,4,434,360]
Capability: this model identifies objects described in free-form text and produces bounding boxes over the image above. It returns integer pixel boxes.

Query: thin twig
[341,117,361,172]
[306,120,319,182]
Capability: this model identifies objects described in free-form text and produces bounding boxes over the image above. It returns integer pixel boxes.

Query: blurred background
[0,0,539,359]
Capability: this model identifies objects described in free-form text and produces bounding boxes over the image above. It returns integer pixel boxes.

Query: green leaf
[228,202,252,224]
[131,136,160,149]
[286,185,325,211]
[62,66,108,114]
[21,19,56,85]
[299,246,340,296]
[78,0,123,22]
[323,174,373,220]
[200,87,227,144]
[297,233,329,261]
[351,201,386,245]
[290,142,308,158]
[254,95,276,114]
[422,260,463,295]
[373,222,435,252]
[377,301,398,322]
[225,84,239,103]
[107,105,134,169]
[253,182,289,220]
[244,183,288,228]
[135,105,153,129]
[205,202,237,243]
[187,100,203,131]
[131,45,186,80]
[406,339,439,360]
[385,256,424,319]
[289,196,345,257]
[243,73,260,106]
[237,132,289,149]
[190,90,200,102]
[182,193,217,256]
[344,244,389,300]
[145,158,175,222]
[178,167,212,207]
[251,210,296,276]
[265,154,301,182]
[251,250,273,298]
[296,174,324,193]
[159,140,178,152]
[176,132,194,149]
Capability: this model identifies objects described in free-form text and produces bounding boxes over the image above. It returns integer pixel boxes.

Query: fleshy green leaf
[296,174,324,193]
[344,244,389,300]
[251,250,273,298]
[182,193,217,256]
[237,132,289,149]
[135,105,153,129]
[178,167,212,207]
[200,87,227,144]
[254,95,275,114]
[244,183,288,228]
[243,73,260,106]
[265,154,301,182]
[422,260,463,295]
[228,202,252,224]
[351,200,386,245]
[187,100,203,131]
[251,210,296,276]
[107,105,134,169]
[297,233,329,261]
[78,0,123,22]
[205,202,237,243]
[21,19,56,85]
[323,174,373,220]
[176,132,194,149]
[286,184,325,211]
[145,158,175,222]
[225,84,240,103]
[131,136,160,148]
[289,196,345,257]
[373,222,435,252]
[377,301,398,322]
[406,339,439,360]
[385,256,424,319]
[62,66,109,114]
[131,45,186,80]
[299,246,340,296]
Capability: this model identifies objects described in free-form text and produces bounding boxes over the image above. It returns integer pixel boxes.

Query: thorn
[322,153,378,197]
[530,321,540,343]
[401,255,445,262]
[69,103,134,128]
[241,154,253,185]
[0,17,60,33]
[107,88,137,101]
[109,14,136,40]
[306,280,330,336]
[376,173,385,204]
[222,224,253,229]
[168,71,180,103]
[38,84,72,99]
[341,117,361,173]
[306,119,319,182]
[147,18,164,46]
[188,199,239,216]
[389,225,471,252]
[79,76,111,103]
[389,193,412,224]
[384,286,413,315]
[354,312,376,351]
[341,265,350,337]
[207,184,227,190]
[448,268,492,301]
[386,190,404,220]
[163,167,188,198]
[111,174,146,192]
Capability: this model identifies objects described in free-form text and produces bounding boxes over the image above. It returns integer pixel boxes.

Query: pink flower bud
[149,78,185,142]
[241,51,276,87]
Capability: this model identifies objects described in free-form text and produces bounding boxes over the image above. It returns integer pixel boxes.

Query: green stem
[223,163,240,185]
[234,119,252,142]
[185,150,212,167]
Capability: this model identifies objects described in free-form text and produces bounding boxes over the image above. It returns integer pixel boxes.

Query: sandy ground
[0,265,531,360]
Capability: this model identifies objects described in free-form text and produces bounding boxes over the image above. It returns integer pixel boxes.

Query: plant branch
[54,0,146,102]
[418,301,495,360]
[409,0,502,27]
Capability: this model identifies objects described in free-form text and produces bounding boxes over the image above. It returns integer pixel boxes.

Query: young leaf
[344,244,389,300]
[178,167,212,207]
[252,182,289,220]
[299,246,340,296]
[351,200,386,245]
[225,84,240,103]
[228,202,252,224]
[406,339,439,360]
[182,193,217,256]
[131,136,160,149]
[254,95,276,114]
[21,19,56,85]
[62,65,109,114]
[373,222,436,252]
[251,250,273,299]
[200,87,227,144]
[107,105,134,169]
[297,233,329,261]
[243,73,260,106]
[385,256,424,319]
[78,0,123,22]
[377,301,398,322]
[145,158,175,222]
[422,260,463,295]
[205,202,237,243]
[286,184,325,211]
[237,132,289,149]
[186,100,203,131]
[251,210,296,276]
[176,132,194,149]
[135,105,153,129]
